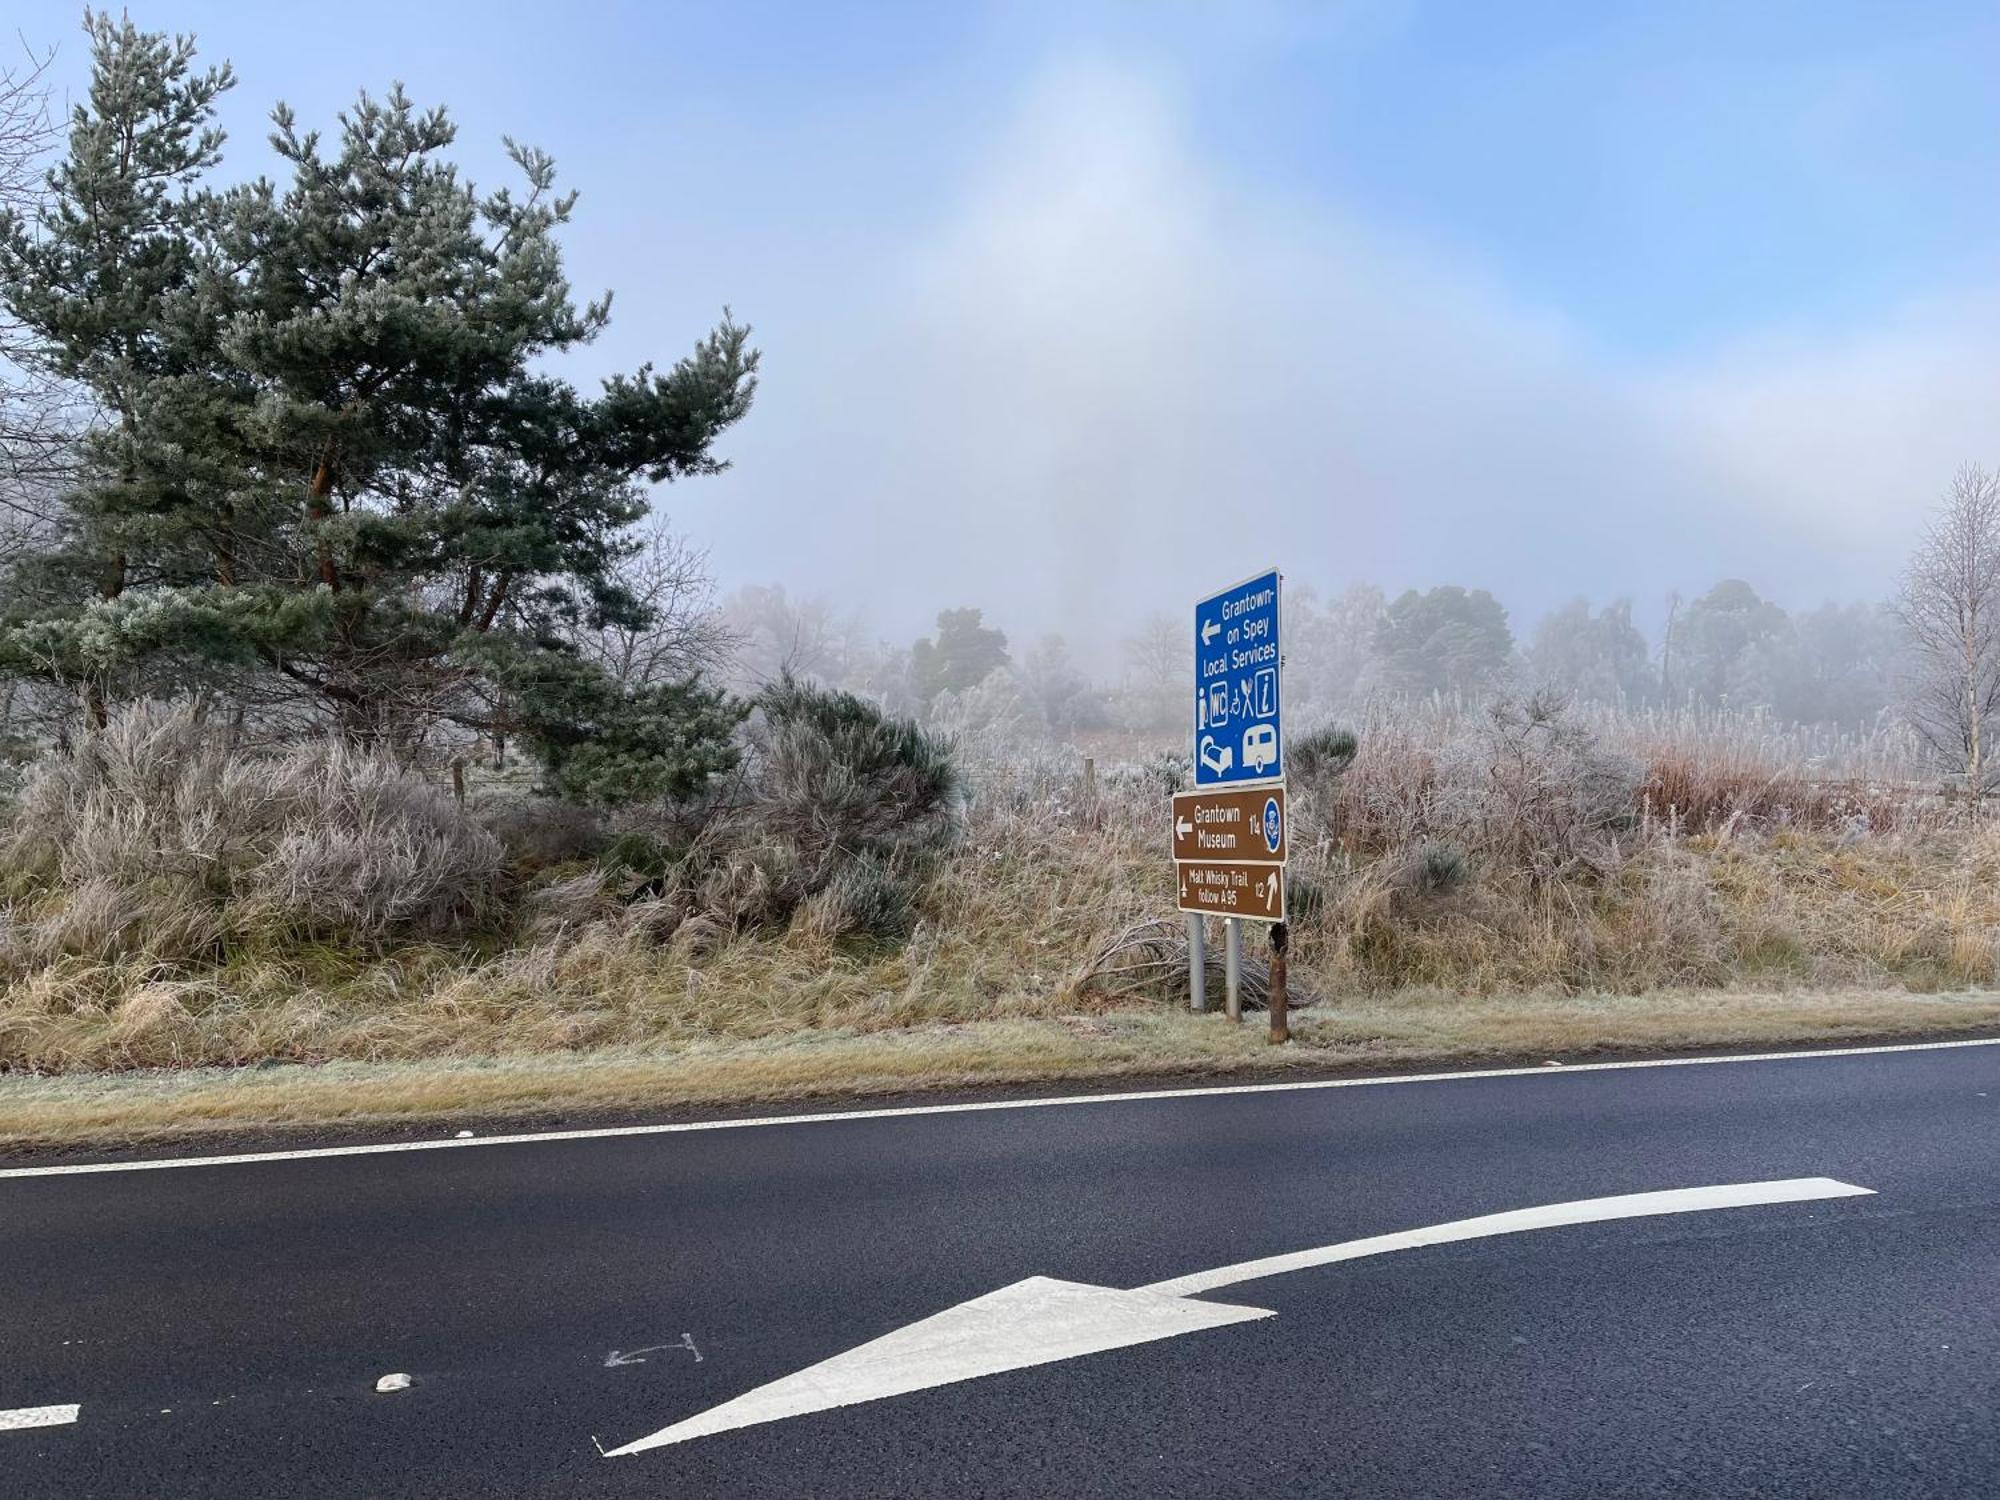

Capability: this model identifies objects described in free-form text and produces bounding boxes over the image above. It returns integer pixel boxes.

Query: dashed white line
[0,1404,80,1432]
[2,1033,1997,1181]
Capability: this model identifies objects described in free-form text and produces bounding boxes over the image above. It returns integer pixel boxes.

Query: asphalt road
[7,1040,2000,1497]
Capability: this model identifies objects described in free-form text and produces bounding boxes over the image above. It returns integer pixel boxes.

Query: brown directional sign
[1172,785,1286,865]
[1176,860,1286,923]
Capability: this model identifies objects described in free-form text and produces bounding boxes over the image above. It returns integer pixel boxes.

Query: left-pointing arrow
[601,1278,1269,1456]
[600,1177,1871,1457]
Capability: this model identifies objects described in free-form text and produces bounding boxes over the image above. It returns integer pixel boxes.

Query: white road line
[3,1033,1998,1181]
[0,1404,80,1432]
[1140,1177,1875,1297]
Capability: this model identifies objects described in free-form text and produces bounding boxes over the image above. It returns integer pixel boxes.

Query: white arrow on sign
[1201,620,1221,646]
[1175,816,1193,839]
[600,1177,1869,1457]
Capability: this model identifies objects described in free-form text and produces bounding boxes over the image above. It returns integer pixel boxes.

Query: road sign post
[1177,568,1287,1034]
[1188,914,1206,1013]
[1224,918,1242,1022]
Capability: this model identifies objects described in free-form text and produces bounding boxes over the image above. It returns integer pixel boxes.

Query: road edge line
[5,1034,1999,1180]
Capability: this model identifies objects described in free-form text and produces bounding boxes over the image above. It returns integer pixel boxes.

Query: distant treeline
[712,578,1903,739]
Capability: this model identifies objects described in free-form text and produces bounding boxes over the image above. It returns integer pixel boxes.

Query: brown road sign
[1171,785,1286,865]
[1176,860,1285,923]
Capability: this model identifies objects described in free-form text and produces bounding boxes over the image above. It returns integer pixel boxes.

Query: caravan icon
[1241,723,1277,774]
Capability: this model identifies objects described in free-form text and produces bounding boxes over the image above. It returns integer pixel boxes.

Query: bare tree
[0,39,75,523]
[1121,612,1183,691]
[1658,590,1680,707]
[717,582,857,689]
[1114,612,1187,734]
[1896,464,2000,792]
[570,519,736,688]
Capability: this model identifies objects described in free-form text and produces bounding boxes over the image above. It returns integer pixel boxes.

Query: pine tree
[0,16,757,800]
[909,608,1009,707]
[0,13,236,670]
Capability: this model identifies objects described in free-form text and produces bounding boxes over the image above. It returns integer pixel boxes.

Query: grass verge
[7,986,2000,1154]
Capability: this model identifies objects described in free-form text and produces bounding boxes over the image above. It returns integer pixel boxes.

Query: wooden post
[1267,921,1290,1045]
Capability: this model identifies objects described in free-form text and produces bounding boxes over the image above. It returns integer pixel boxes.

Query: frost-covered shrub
[2,702,505,958]
[1290,725,1359,787]
[648,678,962,942]
[749,676,961,883]
[793,856,919,943]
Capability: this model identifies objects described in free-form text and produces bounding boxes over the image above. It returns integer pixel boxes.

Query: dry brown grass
[2,760,1997,1071]
[6,699,2000,1149]
[6,989,1999,1151]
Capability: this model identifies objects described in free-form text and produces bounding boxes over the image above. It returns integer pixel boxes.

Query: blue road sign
[1192,568,1282,788]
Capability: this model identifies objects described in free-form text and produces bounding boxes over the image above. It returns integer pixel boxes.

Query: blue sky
[13,1,1999,644]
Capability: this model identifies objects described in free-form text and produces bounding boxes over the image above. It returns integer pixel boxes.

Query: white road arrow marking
[602,1177,1870,1457]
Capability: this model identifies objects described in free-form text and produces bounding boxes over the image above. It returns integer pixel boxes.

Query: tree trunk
[308,446,340,590]
[473,572,512,632]
[215,505,237,586]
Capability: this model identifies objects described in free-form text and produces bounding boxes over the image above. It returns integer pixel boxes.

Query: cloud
[696,55,1985,655]
[1649,292,2000,565]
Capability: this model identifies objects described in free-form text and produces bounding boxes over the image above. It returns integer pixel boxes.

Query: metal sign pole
[1188,914,1207,1012]
[1224,918,1242,1021]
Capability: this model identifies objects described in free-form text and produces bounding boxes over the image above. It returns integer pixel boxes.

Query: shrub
[1404,839,1471,896]
[477,795,607,869]
[793,856,920,943]
[749,676,962,883]
[0,702,505,961]
[599,830,678,881]
[1433,692,1641,884]
[612,677,966,942]
[1291,725,1359,786]
[1133,750,1190,796]
[1285,869,1327,922]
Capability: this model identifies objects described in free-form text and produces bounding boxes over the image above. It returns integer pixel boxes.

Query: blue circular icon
[1262,796,1282,853]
